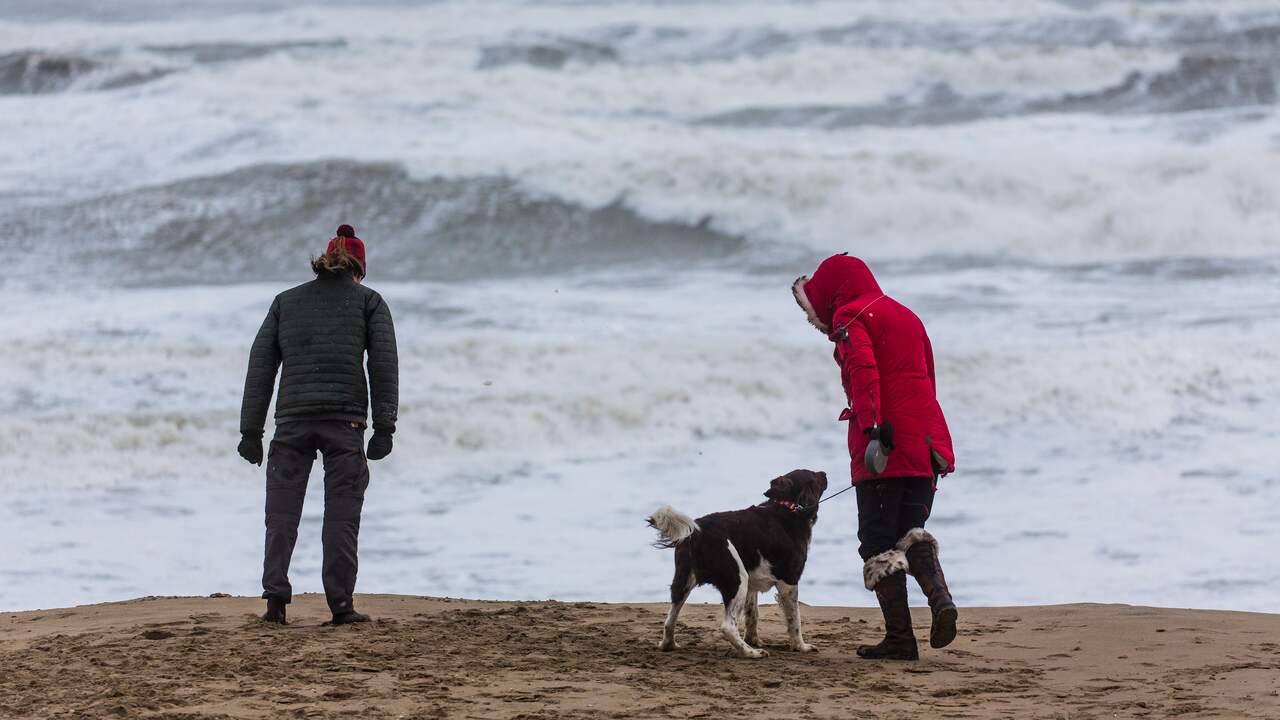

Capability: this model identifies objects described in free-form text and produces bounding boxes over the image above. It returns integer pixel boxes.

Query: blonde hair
[310,239,364,278]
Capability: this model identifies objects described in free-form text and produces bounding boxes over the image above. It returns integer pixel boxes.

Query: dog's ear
[764,475,795,500]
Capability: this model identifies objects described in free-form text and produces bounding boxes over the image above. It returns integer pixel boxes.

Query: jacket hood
[792,254,883,333]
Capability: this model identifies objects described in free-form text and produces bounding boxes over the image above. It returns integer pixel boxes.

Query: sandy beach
[1,595,1275,719]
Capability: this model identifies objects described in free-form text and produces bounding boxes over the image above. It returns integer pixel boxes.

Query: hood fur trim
[792,275,830,334]
[895,528,938,554]
[862,549,908,590]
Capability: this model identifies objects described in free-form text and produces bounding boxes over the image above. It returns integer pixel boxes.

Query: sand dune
[1,595,1276,719]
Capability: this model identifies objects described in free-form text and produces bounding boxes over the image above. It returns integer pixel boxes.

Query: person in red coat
[793,253,958,660]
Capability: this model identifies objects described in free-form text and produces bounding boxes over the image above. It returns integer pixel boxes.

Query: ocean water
[1,0,1277,613]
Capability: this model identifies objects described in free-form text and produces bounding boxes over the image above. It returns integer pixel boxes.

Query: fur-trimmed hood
[792,254,884,335]
[792,275,830,334]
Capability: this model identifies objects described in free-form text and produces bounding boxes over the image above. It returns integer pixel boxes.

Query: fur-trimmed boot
[898,528,958,649]
[857,551,918,660]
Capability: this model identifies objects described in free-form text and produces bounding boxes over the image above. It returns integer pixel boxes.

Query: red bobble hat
[326,224,366,275]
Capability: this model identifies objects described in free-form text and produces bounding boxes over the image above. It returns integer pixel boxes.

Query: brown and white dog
[647,469,828,659]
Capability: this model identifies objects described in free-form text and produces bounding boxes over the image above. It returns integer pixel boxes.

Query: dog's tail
[647,505,700,549]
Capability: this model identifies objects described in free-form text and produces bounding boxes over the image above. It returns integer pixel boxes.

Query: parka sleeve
[240,298,282,435]
[836,318,882,430]
[366,293,399,434]
[923,331,937,393]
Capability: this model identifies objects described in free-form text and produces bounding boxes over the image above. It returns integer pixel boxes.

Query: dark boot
[857,571,918,660]
[331,610,371,625]
[901,529,958,649]
[262,597,287,625]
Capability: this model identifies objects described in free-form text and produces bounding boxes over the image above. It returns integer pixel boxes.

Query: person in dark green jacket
[238,224,398,626]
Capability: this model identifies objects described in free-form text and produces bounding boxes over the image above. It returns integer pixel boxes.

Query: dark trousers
[262,419,369,614]
[856,477,935,560]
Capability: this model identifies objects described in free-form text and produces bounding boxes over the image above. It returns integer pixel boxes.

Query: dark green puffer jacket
[240,271,398,434]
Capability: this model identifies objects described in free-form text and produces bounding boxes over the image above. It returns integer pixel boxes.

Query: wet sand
[1,594,1276,719]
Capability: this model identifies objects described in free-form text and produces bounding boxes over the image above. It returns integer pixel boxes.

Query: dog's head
[763,469,829,511]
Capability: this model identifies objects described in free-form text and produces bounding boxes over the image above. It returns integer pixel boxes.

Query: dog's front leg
[776,582,816,652]
[743,592,761,648]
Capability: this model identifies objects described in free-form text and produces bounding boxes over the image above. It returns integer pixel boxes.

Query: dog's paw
[791,642,818,653]
[741,647,769,659]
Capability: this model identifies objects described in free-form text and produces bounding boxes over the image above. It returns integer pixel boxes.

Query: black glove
[238,432,264,466]
[367,431,393,461]
[864,422,894,451]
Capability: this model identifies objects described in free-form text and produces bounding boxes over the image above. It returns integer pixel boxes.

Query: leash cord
[816,484,854,506]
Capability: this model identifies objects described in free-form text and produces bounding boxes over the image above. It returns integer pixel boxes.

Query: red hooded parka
[794,254,955,485]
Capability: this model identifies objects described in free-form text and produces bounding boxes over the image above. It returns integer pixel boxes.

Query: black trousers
[262,419,369,614]
[856,476,935,560]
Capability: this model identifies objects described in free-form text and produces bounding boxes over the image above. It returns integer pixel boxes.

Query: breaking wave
[701,53,1280,129]
[141,38,345,65]
[698,83,1014,129]
[1041,54,1280,114]
[478,37,619,70]
[0,39,341,95]
[475,11,1280,70]
[0,50,169,94]
[2,161,746,286]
